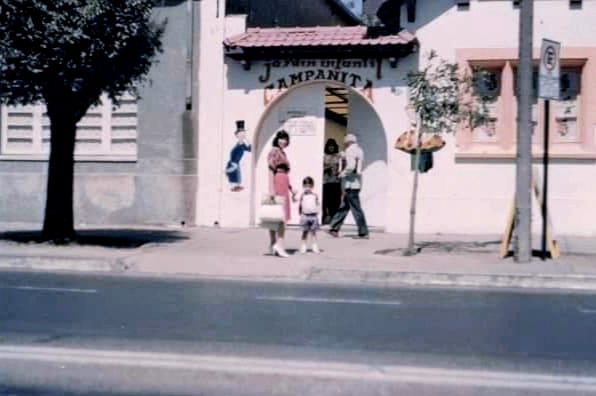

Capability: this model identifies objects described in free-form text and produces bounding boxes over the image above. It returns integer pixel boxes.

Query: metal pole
[515,0,534,263]
[541,99,550,260]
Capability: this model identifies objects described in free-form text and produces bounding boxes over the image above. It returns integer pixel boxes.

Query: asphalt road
[1,270,596,395]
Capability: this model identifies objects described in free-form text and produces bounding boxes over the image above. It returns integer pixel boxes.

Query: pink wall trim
[455,47,596,159]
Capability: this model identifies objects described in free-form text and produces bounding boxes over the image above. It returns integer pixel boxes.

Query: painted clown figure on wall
[225,121,252,192]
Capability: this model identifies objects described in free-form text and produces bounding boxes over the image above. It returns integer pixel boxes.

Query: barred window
[455,47,595,159]
[511,66,582,144]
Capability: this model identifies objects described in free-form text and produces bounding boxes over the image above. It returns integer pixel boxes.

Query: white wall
[203,52,412,229]
[345,92,388,228]
[382,0,596,237]
[195,0,226,226]
[253,83,326,225]
[407,0,596,55]
[197,0,596,236]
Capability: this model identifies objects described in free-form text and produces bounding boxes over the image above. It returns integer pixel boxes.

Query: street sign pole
[542,99,550,260]
[538,38,560,260]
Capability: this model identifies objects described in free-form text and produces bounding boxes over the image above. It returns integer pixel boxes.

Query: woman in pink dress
[267,130,296,258]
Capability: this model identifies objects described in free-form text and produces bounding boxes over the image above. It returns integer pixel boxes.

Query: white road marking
[578,306,596,314]
[0,285,97,294]
[1,345,596,391]
[256,295,402,306]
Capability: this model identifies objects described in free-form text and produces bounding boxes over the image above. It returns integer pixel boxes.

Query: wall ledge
[0,154,137,163]
[455,151,596,161]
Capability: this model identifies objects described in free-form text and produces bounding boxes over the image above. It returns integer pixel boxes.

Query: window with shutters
[0,93,138,161]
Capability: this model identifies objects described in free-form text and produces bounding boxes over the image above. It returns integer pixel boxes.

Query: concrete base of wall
[0,173,197,227]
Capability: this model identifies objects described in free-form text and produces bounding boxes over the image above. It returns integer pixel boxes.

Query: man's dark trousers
[329,189,369,236]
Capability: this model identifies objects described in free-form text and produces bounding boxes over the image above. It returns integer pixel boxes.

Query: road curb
[0,255,126,273]
[3,345,596,391]
[307,268,596,291]
[3,254,596,292]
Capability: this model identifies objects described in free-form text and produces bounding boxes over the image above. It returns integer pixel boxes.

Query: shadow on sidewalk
[500,249,557,259]
[0,228,189,249]
[375,240,502,256]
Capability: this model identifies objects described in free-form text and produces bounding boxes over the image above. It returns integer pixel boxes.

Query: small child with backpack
[298,176,320,254]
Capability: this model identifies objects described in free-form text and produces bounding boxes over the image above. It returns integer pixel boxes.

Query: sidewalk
[1,222,596,291]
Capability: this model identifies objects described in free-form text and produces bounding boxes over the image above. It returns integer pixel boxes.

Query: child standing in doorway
[299,176,321,254]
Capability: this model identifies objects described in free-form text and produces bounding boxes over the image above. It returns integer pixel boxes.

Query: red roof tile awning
[224,26,416,48]
[223,26,417,60]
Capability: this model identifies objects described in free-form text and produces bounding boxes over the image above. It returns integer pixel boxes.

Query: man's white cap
[344,133,357,144]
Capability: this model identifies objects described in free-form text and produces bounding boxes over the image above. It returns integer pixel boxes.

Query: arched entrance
[251,81,388,230]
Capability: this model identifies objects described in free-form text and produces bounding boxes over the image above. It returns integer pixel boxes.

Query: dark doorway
[322,84,349,224]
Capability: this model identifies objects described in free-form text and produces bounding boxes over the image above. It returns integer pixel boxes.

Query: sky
[337,0,364,18]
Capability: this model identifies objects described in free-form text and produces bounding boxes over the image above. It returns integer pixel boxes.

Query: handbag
[257,195,285,225]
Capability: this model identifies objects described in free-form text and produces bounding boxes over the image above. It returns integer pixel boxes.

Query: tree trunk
[404,124,423,256]
[42,110,77,243]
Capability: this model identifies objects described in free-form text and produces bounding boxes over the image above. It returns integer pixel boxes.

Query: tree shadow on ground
[0,228,189,249]
[375,240,502,256]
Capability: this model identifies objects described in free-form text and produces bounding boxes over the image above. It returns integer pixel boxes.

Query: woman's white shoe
[273,244,290,258]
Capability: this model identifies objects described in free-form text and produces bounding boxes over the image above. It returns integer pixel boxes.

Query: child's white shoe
[311,244,320,254]
[299,244,307,254]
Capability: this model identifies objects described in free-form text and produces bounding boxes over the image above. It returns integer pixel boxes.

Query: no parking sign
[539,39,560,100]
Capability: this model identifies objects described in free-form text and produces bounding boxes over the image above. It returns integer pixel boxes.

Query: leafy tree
[402,51,489,255]
[0,0,165,242]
